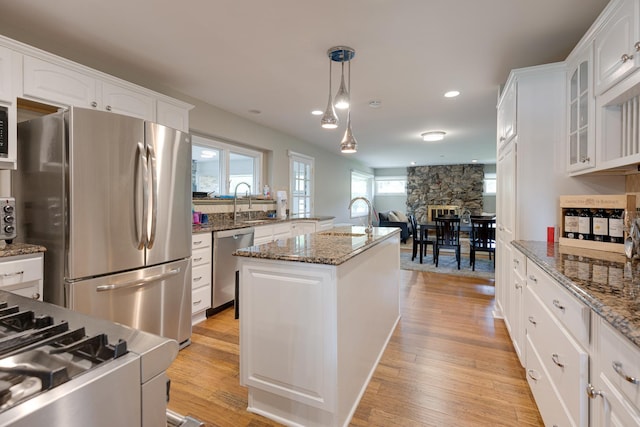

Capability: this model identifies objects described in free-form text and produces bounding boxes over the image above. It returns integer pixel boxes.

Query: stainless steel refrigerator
[13,107,192,346]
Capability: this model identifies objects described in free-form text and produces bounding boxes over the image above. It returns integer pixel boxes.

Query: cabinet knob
[612,361,640,385]
[31,293,40,300]
[580,156,590,163]
[621,53,633,63]
[528,274,537,283]
[635,41,640,52]
[105,105,112,112]
[515,282,522,289]
[586,383,603,399]
[90,101,98,108]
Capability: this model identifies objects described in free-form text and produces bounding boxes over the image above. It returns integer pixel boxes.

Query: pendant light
[321,46,357,153]
[320,58,338,129]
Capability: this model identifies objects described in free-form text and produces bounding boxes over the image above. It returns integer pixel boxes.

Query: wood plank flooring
[167,269,543,427]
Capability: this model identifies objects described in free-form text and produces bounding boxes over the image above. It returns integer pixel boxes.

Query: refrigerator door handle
[136,142,149,250]
[95,267,181,292]
[146,144,158,249]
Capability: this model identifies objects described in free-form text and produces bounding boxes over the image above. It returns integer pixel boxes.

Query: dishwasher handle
[213,227,255,239]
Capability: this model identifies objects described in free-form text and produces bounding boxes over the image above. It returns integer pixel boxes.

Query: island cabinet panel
[239,234,400,427]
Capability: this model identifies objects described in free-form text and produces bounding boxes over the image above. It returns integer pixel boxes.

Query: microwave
[0,106,7,158]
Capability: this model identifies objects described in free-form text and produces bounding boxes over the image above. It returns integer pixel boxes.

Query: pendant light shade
[334,62,350,110]
[340,111,357,153]
[320,59,339,129]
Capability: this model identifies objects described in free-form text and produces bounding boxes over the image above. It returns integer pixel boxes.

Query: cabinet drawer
[527,259,590,347]
[599,319,640,409]
[0,255,43,286]
[512,248,526,280]
[191,285,211,315]
[525,287,589,426]
[525,336,574,427]
[192,232,211,250]
[191,264,211,290]
[191,247,210,267]
[272,223,291,240]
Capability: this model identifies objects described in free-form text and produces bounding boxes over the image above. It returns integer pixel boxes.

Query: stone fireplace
[406,164,484,223]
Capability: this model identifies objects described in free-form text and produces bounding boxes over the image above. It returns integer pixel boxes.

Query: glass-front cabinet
[567,47,595,174]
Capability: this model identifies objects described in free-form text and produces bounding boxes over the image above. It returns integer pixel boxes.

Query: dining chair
[469,217,496,271]
[410,215,434,264]
[434,217,461,269]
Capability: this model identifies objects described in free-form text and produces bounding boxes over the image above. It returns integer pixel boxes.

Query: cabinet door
[157,99,189,132]
[497,81,517,147]
[567,50,596,173]
[0,46,13,102]
[495,140,515,316]
[101,81,155,121]
[23,56,98,108]
[594,0,639,94]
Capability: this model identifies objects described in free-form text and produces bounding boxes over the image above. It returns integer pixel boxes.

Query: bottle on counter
[609,209,624,244]
[592,208,609,242]
[578,208,592,240]
[564,208,579,239]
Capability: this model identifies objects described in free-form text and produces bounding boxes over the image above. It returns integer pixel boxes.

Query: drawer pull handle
[527,369,540,381]
[528,275,537,283]
[193,257,203,262]
[193,276,202,282]
[193,299,202,306]
[612,361,640,385]
[621,53,633,63]
[1,271,24,278]
[193,240,203,245]
[552,299,565,311]
[551,353,564,368]
[528,316,537,325]
[586,383,603,399]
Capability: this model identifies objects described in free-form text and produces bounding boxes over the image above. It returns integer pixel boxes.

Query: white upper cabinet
[0,46,14,103]
[100,81,155,121]
[496,80,517,147]
[567,46,596,173]
[594,0,639,95]
[157,99,190,132]
[23,55,98,109]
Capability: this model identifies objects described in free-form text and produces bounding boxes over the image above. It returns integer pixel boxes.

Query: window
[191,135,263,195]
[375,176,406,195]
[350,170,373,218]
[484,173,496,195]
[289,151,314,218]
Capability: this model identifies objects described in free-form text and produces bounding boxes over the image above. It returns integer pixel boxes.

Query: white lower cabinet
[0,252,43,300]
[589,317,640,427]
[316,219,334,232]
[191,233,212,325]
[290,220,316,237]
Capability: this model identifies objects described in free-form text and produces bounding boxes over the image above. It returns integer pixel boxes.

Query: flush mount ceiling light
[444,90,460,98]
[320,46,358,153]
[421,131,446,142]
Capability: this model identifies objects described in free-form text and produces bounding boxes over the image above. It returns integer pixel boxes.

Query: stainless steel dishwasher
[207,227,254,315]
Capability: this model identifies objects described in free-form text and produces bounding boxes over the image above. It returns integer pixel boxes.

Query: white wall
[184,96,374,224]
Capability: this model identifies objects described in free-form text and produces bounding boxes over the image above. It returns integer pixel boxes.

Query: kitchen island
[235,226,401,427]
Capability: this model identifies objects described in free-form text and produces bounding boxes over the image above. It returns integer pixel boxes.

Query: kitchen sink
[317,231,367,237]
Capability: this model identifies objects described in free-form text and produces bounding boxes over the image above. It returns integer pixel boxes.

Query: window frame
[374,176,407,196]
[483,172,497,195]
[192,134,263,195]
[350,170,374,218]
[288,150,315,219]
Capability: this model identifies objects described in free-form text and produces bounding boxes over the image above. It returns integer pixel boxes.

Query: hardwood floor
[167,270,543,427]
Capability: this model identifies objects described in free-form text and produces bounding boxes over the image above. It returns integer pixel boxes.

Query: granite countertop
[513,240,640,348]
[0,242,47,258]
[192,216,335,234]
[234,226,400,266]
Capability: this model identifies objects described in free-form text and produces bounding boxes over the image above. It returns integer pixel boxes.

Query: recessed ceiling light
[444,90,460,98]
[471,159,478,163]
[311,110,323,116]
[421,131,446,142]
[368,100,382,108]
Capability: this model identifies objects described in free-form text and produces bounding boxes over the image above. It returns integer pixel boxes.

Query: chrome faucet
[348,196,373,234]
[233,182,252,223]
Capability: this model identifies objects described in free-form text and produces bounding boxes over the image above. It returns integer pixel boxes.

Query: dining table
[415,218,496,264]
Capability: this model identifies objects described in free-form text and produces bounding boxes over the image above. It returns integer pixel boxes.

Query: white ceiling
[0,0,610,168]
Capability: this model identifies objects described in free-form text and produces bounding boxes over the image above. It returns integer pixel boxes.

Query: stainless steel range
[0,290,179,427]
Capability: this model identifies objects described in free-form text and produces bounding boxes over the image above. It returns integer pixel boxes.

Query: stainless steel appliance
[207,227,254,315]
[0,198,15,243]
[13,107,192,346]
[0,290,178,427]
